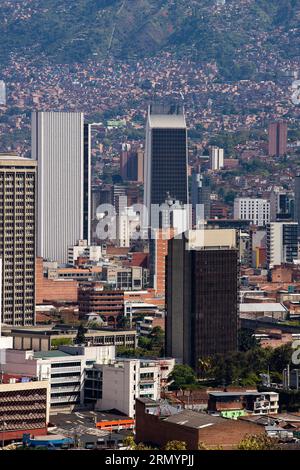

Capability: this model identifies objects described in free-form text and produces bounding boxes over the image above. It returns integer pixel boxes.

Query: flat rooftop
[34,350,72,358]
[164,410,225,429]
[148,114,186,129]
[49,410,131,444]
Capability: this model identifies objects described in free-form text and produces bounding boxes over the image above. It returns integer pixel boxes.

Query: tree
[269,343,293,372]
[149,326,165,354]
[198,442,223,450]
[123,435,153,450]
[237,434,280,450]
[74,323,86,345]
[198,357,213,377]
[238,329,259,352]
[164,441,187,450]
[169,365,197,390]
[138,336,152,350]
[51,338,73,349]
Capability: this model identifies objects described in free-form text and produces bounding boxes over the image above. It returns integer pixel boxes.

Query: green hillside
[1,0,300,78]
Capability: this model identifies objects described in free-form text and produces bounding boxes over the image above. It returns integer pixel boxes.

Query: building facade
[120,143,144,183]
[209,146,224,171]
[267,222,298,268]
[0,80,6,106]
[78,287,124,325]
[0,155,37,326]
[0,379,50,443]
[96,358,162,418]
[68,240,102,265]
[268,121,288,157]
[32,112,89,264]
[166,231,239,373]
[144,103,188,228]
[234,198,270,227]
[295,175,300,239]
[191,172,211,224]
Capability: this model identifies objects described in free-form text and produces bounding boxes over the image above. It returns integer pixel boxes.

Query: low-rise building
[239,302,288,321]
[78,286,124,325]
[2,345,115,412]
[2,326,137,351]
[96,358,161,418]
[135,398,265,450]
[0,376,50,444]
[208,391,279,418]
[68,240,102,264]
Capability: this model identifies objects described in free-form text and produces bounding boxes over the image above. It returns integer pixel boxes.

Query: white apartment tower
[32,112,90,264]
[0,81,6,106]
[234,198,270,227]
[209,146,224,170]
[267,222,298,268]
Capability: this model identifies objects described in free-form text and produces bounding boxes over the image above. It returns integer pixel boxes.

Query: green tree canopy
[169,365,197,390]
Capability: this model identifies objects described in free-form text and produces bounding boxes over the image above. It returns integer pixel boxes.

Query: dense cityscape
[1,0,300,459]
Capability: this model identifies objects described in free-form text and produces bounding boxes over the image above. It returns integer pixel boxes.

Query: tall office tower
[267,222,298,268]
[295,176,300,239]
[0,81,6,106]
[234,198,270,227]
[209,146,224,170]
[144,103,188,228]
[113,185,127,217]
[270,190,293,221]
[149,228,175,298]
[166,229,238,373]
[32,112,89,263]
[0,155,37,326]
[83,124,92,243]
[116,206,141,248]
[191,172,211,225]
[268,121,288,157]
[120,144,144,183]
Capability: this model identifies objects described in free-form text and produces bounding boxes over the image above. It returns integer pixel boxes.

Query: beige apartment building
[0,155,37,326]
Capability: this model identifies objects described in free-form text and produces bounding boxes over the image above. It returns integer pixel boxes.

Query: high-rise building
[120,144,144,183]
[149,228,175,298]
[234,198,270,227]
[295,175,300,239]
[0,155,37,326]
[32,112,90,263]
[144,103,188,228]
[267,222,298,268]
[166,230,238,373]
[191,172,211,225]
[149,197,190,298]
[83,124,92,243]
[268,121,288,157]
[209,146,224,170]
[0,80,6,106]
[270,190,294,221]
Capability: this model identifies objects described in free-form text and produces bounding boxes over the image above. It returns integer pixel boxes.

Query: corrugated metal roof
[239,303,287,312]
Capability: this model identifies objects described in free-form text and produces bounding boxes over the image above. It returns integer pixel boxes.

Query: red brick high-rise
[268,121,288,157]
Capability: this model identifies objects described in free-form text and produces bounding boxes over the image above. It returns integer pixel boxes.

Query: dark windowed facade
[151,128,188,206]
[144,103,188,228]
[166,237,239,374]
[83,123,91,242]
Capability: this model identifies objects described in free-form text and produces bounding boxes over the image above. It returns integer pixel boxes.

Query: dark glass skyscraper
[83,123,91,243]
[166,234,239,374]
[295,175,300,238]
[144,103,188,228]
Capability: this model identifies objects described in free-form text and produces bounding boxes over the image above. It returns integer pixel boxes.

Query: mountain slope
[0,0,300,76]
